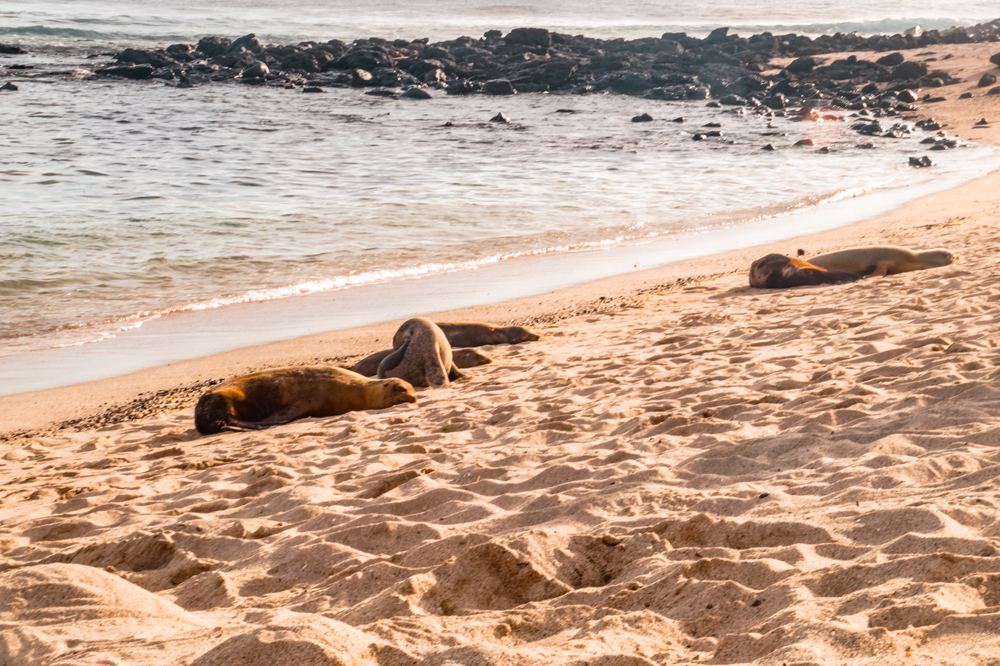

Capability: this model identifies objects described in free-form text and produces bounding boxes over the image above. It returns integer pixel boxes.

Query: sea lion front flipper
[869,262,891,277]
[377,339,411,378]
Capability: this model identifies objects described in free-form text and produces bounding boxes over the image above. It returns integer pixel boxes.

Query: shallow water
[1,0,998,368]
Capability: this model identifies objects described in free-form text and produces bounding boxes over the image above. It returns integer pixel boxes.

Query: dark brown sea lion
[351,347,491,377]
[806,246,956,277]
[427,322,540,348]
[378,318,462,388]
[749,253,862,289]
[194,366,416,435]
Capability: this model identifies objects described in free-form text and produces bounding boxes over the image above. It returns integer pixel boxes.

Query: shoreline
[1,42,999,435]
[2,38,999,435]
[1,141,995,400]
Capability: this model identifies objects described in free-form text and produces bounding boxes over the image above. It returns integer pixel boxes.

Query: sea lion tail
[377,338,411,378]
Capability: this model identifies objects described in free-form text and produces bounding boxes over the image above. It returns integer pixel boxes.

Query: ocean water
[1,1,998,379]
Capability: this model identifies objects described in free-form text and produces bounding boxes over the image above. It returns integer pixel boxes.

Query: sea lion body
[807,246,956,277]
[749,254,862,289]
[427,322,540,348]
[351,347,491,377]
[378,318,462,388]
[194,366,416,435]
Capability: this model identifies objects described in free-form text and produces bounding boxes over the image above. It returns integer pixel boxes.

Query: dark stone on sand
[692,133,707,141]
[897,89,919,103]
[719,94,746,106]
[876,52,905,67]
[0,43,27,55]
[976,118,990,126]
[1,81,18,91]
[97,64,154,79]
[631,113,653,122]
[989,86,1000,96]
[241,62,269,79]
[857,142,875,149]
[402,87,432,99]
[761,143,776,151]
[909,156,934,168]
[786,56,818,74]
[960,92,974,99]
[817,146,831,153]
[979,73,998,87]
[925,96,947,103]
[891,61,928,80]
[303,86,323,93]
[706,101,721,108]
[504,27,552,48]
[490,112,510,123]
[197,36,232,58]
[991,52,1000,67]
[672,117,686,123]
[794,138,814,146]
[484,79,516,95]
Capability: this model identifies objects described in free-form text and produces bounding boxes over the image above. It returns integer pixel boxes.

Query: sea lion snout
[385,379,418,405]
[510,326,541,342]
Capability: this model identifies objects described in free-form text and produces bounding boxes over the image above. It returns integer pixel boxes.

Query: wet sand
[3,42,1000,666]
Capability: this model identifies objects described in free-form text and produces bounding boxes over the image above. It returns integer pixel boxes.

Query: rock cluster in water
[66,20,996,102]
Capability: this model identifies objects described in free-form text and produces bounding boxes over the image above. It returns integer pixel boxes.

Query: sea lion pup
[378,317,462,388]
[806,246,956,277]
[749,253,862,289]
[194,366,416,435]
[351,347,491,377]
[426,322,540,348]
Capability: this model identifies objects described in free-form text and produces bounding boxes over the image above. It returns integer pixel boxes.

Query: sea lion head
[381,378,418,405]
[506,326,540,343]
[916,249,956,267]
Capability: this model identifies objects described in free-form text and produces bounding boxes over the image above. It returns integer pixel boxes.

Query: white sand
[3,42,1000,666]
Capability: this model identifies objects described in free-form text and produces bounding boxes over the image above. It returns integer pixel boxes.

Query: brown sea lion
[749,253,863,289]
[351,347,491,377]
[378,318,462,388]
[194,366,416,435]
[427,322,540,348]
[806,246,956,277]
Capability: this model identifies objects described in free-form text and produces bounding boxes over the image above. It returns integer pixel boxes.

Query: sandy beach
[4,42,1000,665]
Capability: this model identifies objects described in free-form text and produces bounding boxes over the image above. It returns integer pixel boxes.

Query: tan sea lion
[806,246,956,277]
[351,347,491,377]
[427,322,540,348]
[378,317,462,388]
[749,253,863,289]
[194,366,416,435]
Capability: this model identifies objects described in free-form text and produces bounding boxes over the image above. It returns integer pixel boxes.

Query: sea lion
[378,318,462,388]
[806,246,956,277]
[194,366,416,435]
[426,322,540,348]
[351,347,491,377]
[749,253,862,289]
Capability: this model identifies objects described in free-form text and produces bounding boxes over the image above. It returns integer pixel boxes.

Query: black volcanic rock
[504,28,551,48]
[980,73,998,87]
[97,64,154,79]
[483,79,516,95]
[891,61,928,80]
[0,43,27,55]
[197,36,231,57]
[631,113,653,122]
[876,52,905,67]
[786,56,817,74]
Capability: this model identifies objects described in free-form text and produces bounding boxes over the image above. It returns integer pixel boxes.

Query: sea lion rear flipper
[377,339,411,378]
[447,365,466,382]
[424,356,450,388]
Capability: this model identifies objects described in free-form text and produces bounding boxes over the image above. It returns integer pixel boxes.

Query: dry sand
[3,43,1000,666]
